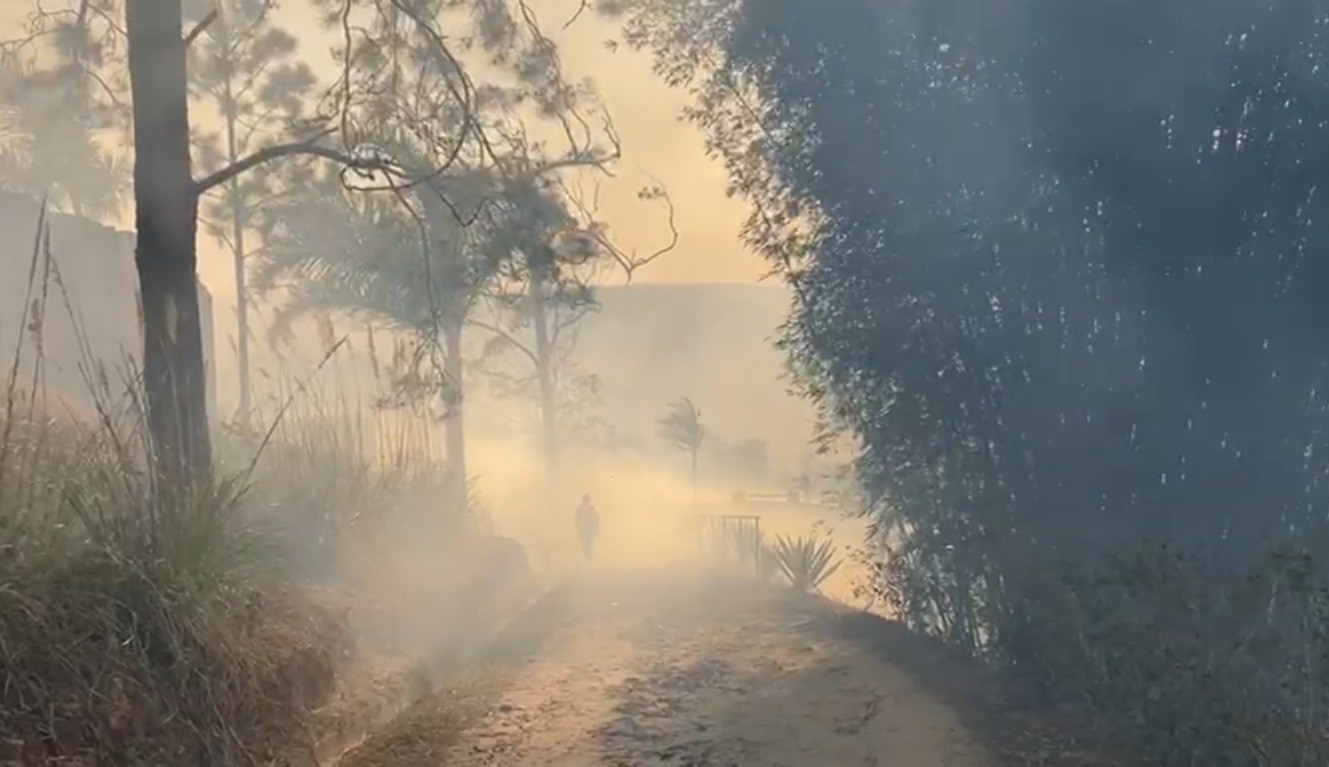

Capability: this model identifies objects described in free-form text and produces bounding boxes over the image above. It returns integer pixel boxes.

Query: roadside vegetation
[0,0,676,759]
[0,216,487,763]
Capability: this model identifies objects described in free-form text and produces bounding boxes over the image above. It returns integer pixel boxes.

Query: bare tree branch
[564,0,593,28]
[191,127,397,194]
[183,9,218,48]
[560,170,680,282]
[467,317,539,366]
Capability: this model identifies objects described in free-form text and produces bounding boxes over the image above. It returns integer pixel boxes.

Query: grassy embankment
[0,213,498,764]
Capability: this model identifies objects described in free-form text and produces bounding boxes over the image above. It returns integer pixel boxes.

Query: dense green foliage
[612,0,1329,761]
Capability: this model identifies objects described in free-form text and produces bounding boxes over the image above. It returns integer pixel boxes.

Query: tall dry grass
[0,207,479,764]
[0,209,351,764]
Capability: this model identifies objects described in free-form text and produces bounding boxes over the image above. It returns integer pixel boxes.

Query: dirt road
[425,570,998,767]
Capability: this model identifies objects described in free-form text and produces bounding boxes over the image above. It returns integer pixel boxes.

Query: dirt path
[437,570,995,767]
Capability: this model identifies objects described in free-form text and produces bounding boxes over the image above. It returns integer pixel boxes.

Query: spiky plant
[772,534,843,593]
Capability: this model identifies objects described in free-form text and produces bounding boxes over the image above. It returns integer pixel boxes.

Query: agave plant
[772,534,843,593]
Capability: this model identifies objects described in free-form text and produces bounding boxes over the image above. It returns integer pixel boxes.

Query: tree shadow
[808,604,1120,766]
[587,590,1119,766]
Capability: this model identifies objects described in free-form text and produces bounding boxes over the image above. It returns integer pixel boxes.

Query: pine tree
[0,0,128,218]
[189,0,314,423]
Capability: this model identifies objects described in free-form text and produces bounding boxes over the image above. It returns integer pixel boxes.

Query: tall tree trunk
[690,445,699,505]
[127,0,213,487]
[229,199,251,420]
[442,319,467,511]
[218,4,252,422]
[529,248,558,493]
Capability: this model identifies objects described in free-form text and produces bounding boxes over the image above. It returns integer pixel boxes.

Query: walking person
[575,493,600,562]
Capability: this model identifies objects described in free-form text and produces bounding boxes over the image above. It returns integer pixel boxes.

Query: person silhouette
[575,493,600,562]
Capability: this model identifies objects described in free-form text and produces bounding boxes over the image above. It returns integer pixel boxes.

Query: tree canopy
[612,0,1329,758]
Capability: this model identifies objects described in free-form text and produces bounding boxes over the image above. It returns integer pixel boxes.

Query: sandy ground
[442,569,994,767]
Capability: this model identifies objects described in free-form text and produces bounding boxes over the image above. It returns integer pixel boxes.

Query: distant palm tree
[658,397,704,504]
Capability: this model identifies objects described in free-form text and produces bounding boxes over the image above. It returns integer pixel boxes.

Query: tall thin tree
[0,0,128,218]
[190,0,314,424]
[126,0,212,486]
[253,164,500,510]
[12,0,606,488]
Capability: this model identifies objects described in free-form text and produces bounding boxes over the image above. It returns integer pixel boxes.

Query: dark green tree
[612,1,1329,758]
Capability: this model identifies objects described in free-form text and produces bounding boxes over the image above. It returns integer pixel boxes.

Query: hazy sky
[533,0,764,285]
[1,0,766,304]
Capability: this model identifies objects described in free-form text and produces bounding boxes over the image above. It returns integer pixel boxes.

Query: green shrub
[875,530,1329,766]
[994,542,1329,766]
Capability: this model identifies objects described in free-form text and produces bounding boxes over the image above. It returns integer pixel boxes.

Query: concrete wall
[0,191,216,423]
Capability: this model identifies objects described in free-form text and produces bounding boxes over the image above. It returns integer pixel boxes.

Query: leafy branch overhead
[1,0,626,212]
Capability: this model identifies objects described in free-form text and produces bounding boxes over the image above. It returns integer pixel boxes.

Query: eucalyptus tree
[253,162,502,507]
[462,133,680,490]
[284,0,628,508]
[466,170,596,480]
[309,0,677,495]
